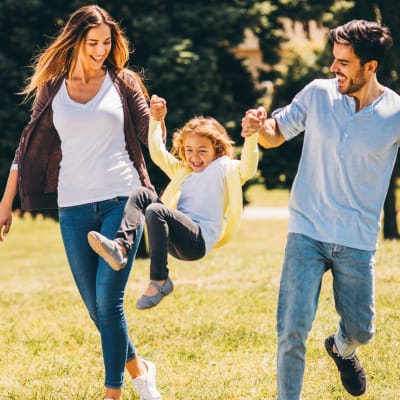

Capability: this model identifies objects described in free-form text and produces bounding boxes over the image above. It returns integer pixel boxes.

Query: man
[242,20,400,399]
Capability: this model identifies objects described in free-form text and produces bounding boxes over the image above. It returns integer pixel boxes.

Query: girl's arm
[150,95,167,140]
[238,132,259,184]
[148,95,181,178]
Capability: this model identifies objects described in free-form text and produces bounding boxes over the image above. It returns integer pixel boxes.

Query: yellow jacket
[148,117,259,248]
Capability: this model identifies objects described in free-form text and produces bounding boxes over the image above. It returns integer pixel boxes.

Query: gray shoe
[136,277,174,310]
[87,231,127,271]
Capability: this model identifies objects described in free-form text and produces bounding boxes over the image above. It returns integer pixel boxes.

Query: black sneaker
[325,334,366,397]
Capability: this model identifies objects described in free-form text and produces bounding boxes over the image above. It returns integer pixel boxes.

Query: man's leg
[277,233,328,400]
[325,244,375,396]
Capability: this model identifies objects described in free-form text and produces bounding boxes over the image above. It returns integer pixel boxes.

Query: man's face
[329,43,374,96]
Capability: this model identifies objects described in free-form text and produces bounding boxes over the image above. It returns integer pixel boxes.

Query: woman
[0,5,161,400]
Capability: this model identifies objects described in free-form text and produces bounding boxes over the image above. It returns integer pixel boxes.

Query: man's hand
[241,106,267,137]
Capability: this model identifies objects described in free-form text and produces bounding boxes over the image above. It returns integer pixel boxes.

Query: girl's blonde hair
[22,5,146,100]
[171,116,235,161]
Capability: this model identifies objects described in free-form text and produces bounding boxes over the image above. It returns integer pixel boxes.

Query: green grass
[0,187,399,399]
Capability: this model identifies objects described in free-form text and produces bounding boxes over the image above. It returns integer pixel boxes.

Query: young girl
[88,95,259,309]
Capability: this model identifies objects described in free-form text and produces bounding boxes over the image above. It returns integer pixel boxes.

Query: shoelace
[337,353,360,372]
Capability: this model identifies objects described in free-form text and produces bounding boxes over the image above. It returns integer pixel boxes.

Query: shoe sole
[87,232,123,271]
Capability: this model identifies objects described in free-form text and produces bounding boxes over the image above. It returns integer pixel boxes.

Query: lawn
[0,186,399,399]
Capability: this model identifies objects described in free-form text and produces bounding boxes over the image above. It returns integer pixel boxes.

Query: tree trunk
[383,172,399,239]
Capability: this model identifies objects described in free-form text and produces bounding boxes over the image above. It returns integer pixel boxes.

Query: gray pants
[115,187,206,280]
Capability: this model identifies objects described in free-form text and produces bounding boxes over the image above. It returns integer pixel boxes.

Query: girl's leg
[87,187,159,270]
[114,187,160,252]
[145,203,206,282]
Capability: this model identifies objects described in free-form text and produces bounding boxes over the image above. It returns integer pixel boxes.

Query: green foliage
[257,1,400,193]
[0,0,266,198]
[3,0,400,216]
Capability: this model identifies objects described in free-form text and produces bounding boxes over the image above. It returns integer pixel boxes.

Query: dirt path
[242,206,288,220]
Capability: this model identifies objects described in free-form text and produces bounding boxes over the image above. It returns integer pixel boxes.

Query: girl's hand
[150,95,167,121]
[241,106,267,137]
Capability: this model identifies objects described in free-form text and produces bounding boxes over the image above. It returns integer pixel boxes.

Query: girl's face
[78,23,112,72]
[184,133,217,173]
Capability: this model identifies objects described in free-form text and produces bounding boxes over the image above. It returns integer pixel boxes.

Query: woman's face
[78,23,112,72]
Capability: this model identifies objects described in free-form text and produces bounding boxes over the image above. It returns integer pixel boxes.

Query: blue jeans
[59,197,143,389]
[277,233,375,400]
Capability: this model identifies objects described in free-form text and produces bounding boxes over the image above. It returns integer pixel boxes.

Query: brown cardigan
[13,69,154,211]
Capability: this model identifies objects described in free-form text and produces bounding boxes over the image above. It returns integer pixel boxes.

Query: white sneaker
[132,359,162,400]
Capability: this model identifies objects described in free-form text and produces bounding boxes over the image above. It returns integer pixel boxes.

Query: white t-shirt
[52,72,141,207]
[178,156,228,253]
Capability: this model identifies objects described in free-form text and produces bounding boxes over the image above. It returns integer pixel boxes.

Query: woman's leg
[96,198,143,388]
[59,198,140,391]
[59,203,102,328]
[114,187,160,252]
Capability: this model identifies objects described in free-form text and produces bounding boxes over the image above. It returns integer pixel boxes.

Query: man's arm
[241,107,286,149]
[258,117,286,149]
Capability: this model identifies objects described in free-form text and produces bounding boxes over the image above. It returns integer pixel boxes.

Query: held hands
[241,106,267,138]
[150,94,167,121]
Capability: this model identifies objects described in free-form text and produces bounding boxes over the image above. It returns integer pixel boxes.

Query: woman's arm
[121,70,150,145]
[0,169,18,241]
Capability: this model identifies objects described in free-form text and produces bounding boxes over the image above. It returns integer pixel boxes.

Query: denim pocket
[110,196,129,203]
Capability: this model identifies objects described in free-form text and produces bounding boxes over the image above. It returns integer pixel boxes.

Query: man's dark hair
[328,20,393,66]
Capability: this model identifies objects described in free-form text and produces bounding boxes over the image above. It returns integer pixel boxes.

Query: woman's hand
[0,203,12,242]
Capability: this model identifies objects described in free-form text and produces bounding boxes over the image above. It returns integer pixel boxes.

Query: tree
[0,0,269,197]
[0,0,288,256]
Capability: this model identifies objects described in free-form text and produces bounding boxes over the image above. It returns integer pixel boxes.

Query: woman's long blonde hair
[22,5,145,100]
[171,116,235,162]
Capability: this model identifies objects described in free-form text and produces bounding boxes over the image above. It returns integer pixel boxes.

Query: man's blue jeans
[277,233,375,400]
[59,197,143,389]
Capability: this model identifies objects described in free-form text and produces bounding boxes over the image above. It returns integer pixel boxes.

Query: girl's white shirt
[52,72,141,207]
[178,156,228,253]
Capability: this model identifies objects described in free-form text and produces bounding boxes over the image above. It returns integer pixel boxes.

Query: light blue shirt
[178,156,228,254]
[274,78,400,250]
